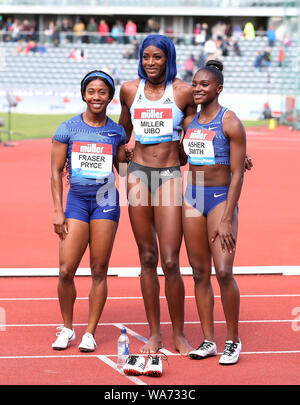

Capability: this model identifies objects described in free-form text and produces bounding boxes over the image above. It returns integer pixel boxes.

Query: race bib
[71,141,113,179]
[133,108,173,144]
[183,128,216,165]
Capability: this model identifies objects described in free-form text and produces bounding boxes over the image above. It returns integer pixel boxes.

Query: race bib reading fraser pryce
[133,108,173,144]
[183,128,216,165]
[71,141,113,179]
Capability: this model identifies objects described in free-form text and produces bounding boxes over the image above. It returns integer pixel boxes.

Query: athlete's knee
[59,264,76,284]
[192,264,211,285]
[90,263,108,283]
[161,256,179,277]
[215,266,233,286]
[140,249,158,269]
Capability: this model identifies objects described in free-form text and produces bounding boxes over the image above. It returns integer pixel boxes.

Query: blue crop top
[54,114,126,186]
[183,107,230,165]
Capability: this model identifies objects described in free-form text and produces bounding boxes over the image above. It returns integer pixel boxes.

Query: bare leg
[182,200,214,343]
[57,218,89,329]
[208,203,240,342]
[129,203,162,353]
[85,219,118,336]
[154,178,193,355]
[127,173,162,353]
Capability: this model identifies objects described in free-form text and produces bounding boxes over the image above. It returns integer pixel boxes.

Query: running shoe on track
[143,355,163,377]
[219,340,242,365]
[78,332,97,352]
[52,326,75,350]
[123,355,146,376]
[189,340,217,359]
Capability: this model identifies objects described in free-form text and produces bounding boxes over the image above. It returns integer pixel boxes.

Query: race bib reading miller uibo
[133,108,173,144]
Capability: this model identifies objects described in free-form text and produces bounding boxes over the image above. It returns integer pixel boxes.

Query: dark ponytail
[201,59,224,85]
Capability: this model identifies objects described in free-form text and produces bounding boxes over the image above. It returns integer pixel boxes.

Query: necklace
[147,79,165,85]
[83,113,105,127]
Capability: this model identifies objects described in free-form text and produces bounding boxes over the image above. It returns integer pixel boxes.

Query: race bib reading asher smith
[133,108,173,144]
[71,141,113,179]
[183,128,216,165]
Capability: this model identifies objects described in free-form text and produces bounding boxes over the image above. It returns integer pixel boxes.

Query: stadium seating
[0,36,296,95]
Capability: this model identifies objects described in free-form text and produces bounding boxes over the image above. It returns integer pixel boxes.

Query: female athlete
[119,34,197,355]
[51,70,126,352]
[181,60,245,365]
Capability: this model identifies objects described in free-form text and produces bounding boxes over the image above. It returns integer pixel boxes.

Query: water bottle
[117,327,130,370]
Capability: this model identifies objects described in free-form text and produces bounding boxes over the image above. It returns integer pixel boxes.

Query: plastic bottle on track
[117,327,130,370]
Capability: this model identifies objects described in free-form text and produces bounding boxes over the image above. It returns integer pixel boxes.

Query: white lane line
[97,355,147,386]
[0,294,299,301]
[0,319,296,328]
[1,350,300,360]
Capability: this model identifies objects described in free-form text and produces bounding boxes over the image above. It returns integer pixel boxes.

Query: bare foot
[140,333,163,354]
[173,334,194,356]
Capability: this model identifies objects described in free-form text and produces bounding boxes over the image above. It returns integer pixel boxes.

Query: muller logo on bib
[134,108,172,120]
[79,143,104,154]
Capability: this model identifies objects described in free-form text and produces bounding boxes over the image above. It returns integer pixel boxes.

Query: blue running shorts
[184,185,230,217]
[65,184,120,223]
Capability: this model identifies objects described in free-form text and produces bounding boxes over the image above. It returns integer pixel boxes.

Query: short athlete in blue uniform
[180,60,246,365]
[51,70,126,352]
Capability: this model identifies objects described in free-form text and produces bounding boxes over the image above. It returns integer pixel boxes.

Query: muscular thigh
[154,178,183,259]
[89,219,118,268]
[59,218,89,270]
[182,199,211,269]
[207,201,238,269]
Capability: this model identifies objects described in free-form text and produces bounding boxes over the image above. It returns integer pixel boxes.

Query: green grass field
[0,112,269,142]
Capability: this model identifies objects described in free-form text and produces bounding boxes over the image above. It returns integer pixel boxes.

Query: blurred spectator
[69,47,85,61]
[244,22,255,39]
[194,23,206,45]
[283,34,291,47]
[204,37,217,59]
[87,18,98,44]
[232,38,241,56]
[145,19,156,34]
[196,51,206,69]
[267,26,276,47]
[61,18,73,43]
[44,20,55,43]
[116,20,125,43]
[122,40,139,60]
[261,47,272,68]
[183,54,195,82]
[262,103,273,119]
[52,22,61,47]
[278,46,286,67]
[220,36,230,57]
[232,24,242,41]
[24,40,38,53]
[111,23,121,43]
[125,20,137,43]
[254,51,263,71]
[73,19,85,44]
[98,19,109,44]
[212,21,226,40]
[13,39,25,53]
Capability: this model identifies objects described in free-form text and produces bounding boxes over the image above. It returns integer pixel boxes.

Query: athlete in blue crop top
[119,34,197,357]
[51,71,126,352]
[180,60,246,365]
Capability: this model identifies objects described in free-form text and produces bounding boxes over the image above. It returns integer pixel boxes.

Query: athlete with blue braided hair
[119,34,197,356]
[51,70,127,352]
